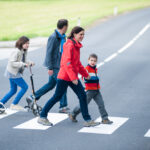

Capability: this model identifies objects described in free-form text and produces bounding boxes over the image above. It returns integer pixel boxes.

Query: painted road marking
[97,23,150,67]
[0,109,18,119]
[13,113,68,130]
[144,129,150,137]
[78,116,129,135]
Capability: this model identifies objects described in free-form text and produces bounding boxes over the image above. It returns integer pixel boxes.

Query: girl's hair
[15,36,29,50]
[68,26,84,39]
[88,53,98,60]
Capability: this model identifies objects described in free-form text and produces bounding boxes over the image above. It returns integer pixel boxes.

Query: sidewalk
[0,37,48,60]
[0,37,48,48]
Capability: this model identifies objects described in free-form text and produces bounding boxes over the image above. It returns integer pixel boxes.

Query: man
[26,19,69,113]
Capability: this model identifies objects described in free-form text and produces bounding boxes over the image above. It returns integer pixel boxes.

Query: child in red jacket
[69,53,113,124]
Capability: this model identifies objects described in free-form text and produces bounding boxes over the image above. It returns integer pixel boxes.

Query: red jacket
[57,38,89,81]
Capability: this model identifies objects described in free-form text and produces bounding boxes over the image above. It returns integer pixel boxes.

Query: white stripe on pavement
[0,109,18,119]
[144,129,150,137]
[97,23,150,67]
[78,116,129,134]
[13,113,68,130]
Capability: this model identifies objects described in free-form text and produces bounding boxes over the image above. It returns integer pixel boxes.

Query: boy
[69,54,113,124]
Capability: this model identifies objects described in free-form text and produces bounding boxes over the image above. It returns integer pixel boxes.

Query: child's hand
[85,75,91,80]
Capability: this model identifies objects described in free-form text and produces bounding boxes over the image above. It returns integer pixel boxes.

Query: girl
[38,26,100,127]
[0,36,34,112]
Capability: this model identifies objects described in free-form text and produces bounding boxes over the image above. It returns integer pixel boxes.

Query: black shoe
[26,96,33,107]
[59,107,70,114]
[0,102,6,114]
[68,113,78,123]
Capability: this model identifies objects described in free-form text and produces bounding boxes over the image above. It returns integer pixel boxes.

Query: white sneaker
[10,104,26,111]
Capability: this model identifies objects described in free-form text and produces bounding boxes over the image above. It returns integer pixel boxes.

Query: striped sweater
[84,64,100,90]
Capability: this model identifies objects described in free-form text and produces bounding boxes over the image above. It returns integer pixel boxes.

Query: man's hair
[57,19,68,29]
[88,53,98,60]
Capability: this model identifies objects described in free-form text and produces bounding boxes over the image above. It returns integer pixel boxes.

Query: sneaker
[101,119,113,124]
[26,96,33,107]
[68,113,78,123]
[10,104,26,111]
[37,117,53,126]
[84,120,100,127]
[59,107,70,114]
[0,102,6,114]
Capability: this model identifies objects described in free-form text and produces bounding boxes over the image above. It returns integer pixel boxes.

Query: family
[0,19,113,127]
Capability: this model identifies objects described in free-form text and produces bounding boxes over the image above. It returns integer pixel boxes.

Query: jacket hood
[67,38,82,48]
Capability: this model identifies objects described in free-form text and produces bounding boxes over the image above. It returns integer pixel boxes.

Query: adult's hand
[48,70,53,76]
[72,79,78,85]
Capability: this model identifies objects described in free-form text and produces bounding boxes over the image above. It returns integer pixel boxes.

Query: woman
[0,36,34,112]
[38,26,100,127]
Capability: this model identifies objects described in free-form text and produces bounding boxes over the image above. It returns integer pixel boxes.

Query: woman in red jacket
[38,26,100,127]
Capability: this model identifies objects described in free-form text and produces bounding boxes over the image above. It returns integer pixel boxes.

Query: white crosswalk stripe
[13,113,68,130]
[144,129,150,137]
[0,108,18,119]
[78,116,129,134]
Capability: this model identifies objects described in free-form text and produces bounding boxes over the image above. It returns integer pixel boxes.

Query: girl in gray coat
[0,36,34,112]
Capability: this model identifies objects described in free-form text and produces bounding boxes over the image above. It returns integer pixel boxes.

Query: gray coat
[6,49,27,75]
[44,30,62,70]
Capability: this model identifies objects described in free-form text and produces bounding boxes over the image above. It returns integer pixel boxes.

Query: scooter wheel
[0,103,6,114]
[32,109,39,116]
[24,106,30,112]
[37,105,42,112]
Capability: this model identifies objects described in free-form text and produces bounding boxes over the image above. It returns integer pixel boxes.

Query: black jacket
[44,30,62,70]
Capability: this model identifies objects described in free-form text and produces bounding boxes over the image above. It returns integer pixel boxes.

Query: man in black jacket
[26,19,69,113]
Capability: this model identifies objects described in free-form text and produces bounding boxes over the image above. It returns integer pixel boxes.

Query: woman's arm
[78,61,89,78]
[63,44,78,81]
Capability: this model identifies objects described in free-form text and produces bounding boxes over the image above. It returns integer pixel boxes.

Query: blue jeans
[40,79,91,121]
[34,69,67,109]
[1,77,28,105]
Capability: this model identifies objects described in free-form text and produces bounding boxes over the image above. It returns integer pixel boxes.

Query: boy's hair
[88,53,98,60]
[57,19,68,29]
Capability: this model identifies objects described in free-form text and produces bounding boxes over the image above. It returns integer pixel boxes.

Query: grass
[0,0,150,41]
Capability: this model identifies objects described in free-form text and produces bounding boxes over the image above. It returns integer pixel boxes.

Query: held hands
[85,75,91,80]
[72,79,78,85]
[48,70,54,76]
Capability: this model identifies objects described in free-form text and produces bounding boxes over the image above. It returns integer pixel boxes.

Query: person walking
[26,19,69,113]
[0,36,34,112]
[37,26,100,127]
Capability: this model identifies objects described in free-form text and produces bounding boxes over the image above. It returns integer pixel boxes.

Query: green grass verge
[0,0,150,41]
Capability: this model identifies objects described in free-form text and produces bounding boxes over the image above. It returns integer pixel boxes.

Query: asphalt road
[0,7,150,150]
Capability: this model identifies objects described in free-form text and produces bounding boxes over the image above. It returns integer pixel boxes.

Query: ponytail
[68,26,84,39]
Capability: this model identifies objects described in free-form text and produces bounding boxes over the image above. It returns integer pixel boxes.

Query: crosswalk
[0,109,149,138]
[14,113,68,130]
[144,129,150,137]
[78,117,129,134]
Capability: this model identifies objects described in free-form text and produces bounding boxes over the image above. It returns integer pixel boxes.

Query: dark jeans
[72,90,108,120]
[33,69,67,109]
[40,79,91,121]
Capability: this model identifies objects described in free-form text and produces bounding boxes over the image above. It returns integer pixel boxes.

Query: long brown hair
[15,36,29,50]
[68,26,84,39]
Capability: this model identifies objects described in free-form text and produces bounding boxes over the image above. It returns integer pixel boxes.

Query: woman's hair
[15,36,29,50]
[57,19,68,29]
[68,26,84,39]
[88,53,98,60]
